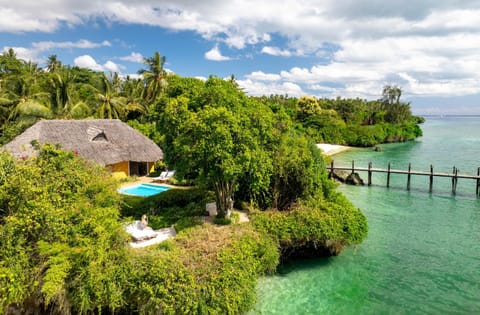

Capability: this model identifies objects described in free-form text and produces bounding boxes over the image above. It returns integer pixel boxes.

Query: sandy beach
[316,143,351,156]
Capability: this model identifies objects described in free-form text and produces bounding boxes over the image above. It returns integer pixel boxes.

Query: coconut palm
[382,85,402,105]
[46,54,62,73]
[122,75,147,120]
[43,67,91,119]
[96,74,127,119]
[138,52,167,104]
[6,61,52,121]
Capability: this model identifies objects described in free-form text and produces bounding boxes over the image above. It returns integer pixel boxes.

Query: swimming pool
[118,183,171,197]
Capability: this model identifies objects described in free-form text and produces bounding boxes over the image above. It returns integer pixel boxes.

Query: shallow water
[253,117,480,314]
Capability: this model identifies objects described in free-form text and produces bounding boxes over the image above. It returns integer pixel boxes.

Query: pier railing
[327,161,480,197]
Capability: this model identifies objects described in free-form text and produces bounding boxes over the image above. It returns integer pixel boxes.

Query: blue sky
[2,0,480,115]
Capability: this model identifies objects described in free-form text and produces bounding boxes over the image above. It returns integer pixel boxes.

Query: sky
[2,0,480,115]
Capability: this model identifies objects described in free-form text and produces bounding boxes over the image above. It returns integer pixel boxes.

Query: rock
[206,202,217,216]
[373,146,383,152]
[330,170,365,185]
[346,173,365,185]
[330,169,351,183]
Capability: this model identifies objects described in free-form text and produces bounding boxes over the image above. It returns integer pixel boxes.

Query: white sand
[316,143,351,156]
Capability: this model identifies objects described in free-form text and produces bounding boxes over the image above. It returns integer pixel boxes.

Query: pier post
[452,166,457,195]
[329,160,334,179]
[477,167,480,197]
[429,165,433,193]
[368,162,372,186]
[351,160,355,174]
[407,163,412,190]
[387,163,391,188]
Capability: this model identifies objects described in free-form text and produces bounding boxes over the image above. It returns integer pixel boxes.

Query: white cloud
[32,39,111,51]
[74,55,104,71]
[204,45,231,61]
[74,55,123,72]
[246,71,281,81]
[261,46,292,57]
[3,39,112,62]
[195,76,208,81]
[238,79,305,97]
[103,60,122,72]
[119,52,144,63]
[2,46,38,61]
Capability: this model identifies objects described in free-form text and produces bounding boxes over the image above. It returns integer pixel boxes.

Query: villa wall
[109,161,156,177]
[148,162,155,174]
[110,161,129,177]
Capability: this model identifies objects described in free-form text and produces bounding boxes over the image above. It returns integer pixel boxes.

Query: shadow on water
[351,183,478,200]
[276,256,334,276]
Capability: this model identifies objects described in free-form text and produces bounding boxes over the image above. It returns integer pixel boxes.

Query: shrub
[0,145,130,314]
[213,216,232,225]
[251,192,368,260]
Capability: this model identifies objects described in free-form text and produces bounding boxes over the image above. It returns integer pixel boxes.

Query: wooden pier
[327,160,480,197]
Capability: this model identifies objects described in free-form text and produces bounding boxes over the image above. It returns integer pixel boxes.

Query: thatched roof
[2,119,163,165]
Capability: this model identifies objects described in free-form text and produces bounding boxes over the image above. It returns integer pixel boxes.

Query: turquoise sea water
[253,117,480,314]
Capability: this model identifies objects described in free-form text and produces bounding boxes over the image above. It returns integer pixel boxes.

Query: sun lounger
[127,225,177,248]
[125,221,158,241]
[152,170,175,183]
[150,171,168,181]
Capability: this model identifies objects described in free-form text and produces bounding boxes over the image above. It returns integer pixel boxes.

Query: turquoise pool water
[118,183,170,197]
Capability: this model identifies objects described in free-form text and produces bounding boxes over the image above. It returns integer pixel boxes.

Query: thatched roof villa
[2,119,163,177]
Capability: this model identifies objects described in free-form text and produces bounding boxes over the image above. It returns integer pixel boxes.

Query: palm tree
[7,61,52,121]
[0,49,49,123]
[138,52,167,104]
[96,74,127,119]
[46,54,62,73]
[48,68,74,115]
[381,85,402,105]
[122,75,147,120]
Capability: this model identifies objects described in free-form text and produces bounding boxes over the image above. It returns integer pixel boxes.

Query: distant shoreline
[420,114,480,117]
[316,143,351,156]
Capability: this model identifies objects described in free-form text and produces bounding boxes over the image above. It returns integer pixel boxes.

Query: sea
[252,116,480,314]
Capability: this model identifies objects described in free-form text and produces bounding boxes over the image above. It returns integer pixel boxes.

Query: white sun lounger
[150,171,168,181]
[152,170,175,182]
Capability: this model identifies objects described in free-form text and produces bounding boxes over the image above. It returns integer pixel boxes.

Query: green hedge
[251,192,368,259]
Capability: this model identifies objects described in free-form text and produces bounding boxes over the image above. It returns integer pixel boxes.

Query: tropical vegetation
[0,49,424,314]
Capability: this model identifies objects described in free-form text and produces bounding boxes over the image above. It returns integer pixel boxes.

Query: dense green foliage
[0,145,129,314]
[0,146,279,314]
[252,192,368,259]
[256,93,423,147]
